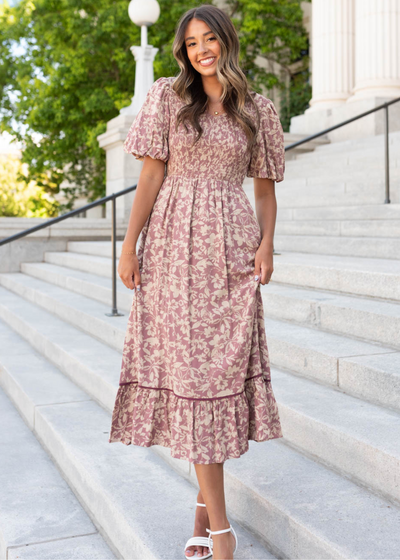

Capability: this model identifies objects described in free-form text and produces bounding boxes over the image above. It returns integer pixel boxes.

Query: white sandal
[206,524,238,556]
[184,503,212,560]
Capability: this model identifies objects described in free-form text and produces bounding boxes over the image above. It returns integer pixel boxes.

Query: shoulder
[148,76,176,100]
[247,90,279,118]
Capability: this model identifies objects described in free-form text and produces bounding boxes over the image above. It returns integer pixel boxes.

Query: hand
[118,252,141,291]
[254,240,274,285]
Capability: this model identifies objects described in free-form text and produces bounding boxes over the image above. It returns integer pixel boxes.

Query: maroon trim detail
[118,373,267,401]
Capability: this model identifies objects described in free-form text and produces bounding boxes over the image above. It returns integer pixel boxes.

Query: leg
[185,488,211,558]
[194,463,236,560]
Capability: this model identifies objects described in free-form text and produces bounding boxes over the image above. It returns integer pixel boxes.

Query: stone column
[307,0,355,111]
[348,0,400,101]
[97,42,158,222]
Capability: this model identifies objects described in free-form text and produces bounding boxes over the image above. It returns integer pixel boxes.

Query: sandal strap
[196,502,207,507]
[184,536,211,548]
[205,524,238,554]
[206,526,232,536]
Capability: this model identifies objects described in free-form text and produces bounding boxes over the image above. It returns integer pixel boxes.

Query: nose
[197,39,209,56]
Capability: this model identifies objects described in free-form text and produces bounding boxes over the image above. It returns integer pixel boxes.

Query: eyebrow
[185,31,214,42]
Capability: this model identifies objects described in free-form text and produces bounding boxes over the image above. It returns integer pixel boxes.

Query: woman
[109,4,285,559]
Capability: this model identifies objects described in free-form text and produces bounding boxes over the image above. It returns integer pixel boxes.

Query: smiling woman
[108,4,285,560]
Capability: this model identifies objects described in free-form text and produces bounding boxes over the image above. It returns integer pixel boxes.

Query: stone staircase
[1,131,400,559]
[245,129,400,259]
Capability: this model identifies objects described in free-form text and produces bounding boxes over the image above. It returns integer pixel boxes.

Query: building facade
[292,0,400,141]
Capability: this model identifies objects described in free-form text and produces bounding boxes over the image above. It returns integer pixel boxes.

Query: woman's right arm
[118,155,166,291]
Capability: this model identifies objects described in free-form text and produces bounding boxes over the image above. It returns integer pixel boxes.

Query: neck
[201,74,223,102]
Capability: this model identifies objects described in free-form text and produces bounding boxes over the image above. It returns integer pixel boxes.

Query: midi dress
[108,76,285,464]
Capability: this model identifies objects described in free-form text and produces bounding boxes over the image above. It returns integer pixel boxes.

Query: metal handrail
[284,96,400,204]
[1,95,399,315]
[0,184,138,317]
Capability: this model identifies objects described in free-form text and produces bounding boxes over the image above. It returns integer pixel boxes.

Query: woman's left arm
[253,177,277,285]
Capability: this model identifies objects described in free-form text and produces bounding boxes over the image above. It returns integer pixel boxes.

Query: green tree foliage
[0,154,59,217]
[226,0,311,131]
[227,0,309,87]
[0,0,309,210]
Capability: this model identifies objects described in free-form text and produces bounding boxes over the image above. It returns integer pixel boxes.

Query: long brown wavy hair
[171,4,260,152]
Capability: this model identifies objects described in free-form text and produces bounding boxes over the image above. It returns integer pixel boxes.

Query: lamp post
[120,0,161,115]
[97,0,161,221]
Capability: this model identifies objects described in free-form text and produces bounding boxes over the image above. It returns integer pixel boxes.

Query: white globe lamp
[120,0,161,115]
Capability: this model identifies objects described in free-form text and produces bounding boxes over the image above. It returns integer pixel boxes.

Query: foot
[185,504,211,558]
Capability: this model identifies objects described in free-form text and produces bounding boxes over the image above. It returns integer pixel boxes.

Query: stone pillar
[348,0,400,101]
[307,0,355,112]
[97,112,148,222]
[97,41,158,222]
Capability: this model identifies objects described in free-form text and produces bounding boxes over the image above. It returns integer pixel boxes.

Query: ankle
[209,517,230,532]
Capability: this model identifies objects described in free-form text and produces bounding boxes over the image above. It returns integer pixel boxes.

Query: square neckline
[168,77,228,120]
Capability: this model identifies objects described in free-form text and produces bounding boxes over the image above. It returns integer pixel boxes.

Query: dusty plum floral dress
[108,76,285,464]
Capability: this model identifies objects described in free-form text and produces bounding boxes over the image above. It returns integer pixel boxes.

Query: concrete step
[276,203,400,221]
[276,172,400,191]
[56,243,400,302]
[264,314,396,382]
[271,368,400,505]
[284,162,398,180]
[288,151,400,167]
[1,315,400,560]
[1,285,399,505]
[0,288,122,413]
[261,282,400,349]
[275,173,395,189]
[20,258,400,351]
[278,192,400,210]
[272,251,400,301]
[156,441,400,560]
[274,234,400,259]
[281,169,399,189]
[67,241,125,258]
[0,380,115,560]
[295,134,400,159]
[0,320,275,560]
[290,133,400,158]
[275,219,400,238]
[21,261,133,311]
[277,193,399,209]
[44,250,115,277]
[0,272,129,352]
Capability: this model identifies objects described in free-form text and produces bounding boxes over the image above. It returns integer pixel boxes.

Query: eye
[187,36,216,48]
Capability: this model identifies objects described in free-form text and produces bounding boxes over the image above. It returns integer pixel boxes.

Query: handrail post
[106,196,124,317]
[384,104,390,204]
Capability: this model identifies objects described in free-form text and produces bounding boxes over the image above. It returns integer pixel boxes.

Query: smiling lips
[198,56,216,67]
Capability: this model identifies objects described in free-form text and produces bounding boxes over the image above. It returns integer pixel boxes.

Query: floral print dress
[108,76,285,464]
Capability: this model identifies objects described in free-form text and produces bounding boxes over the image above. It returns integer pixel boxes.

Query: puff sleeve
[123,77,170,162]
[246,96,285,182]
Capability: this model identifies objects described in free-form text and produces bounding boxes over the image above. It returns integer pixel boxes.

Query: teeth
[199,57,215,65]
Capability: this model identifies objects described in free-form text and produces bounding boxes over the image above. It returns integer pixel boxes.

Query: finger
[124,275,135,290]
[133,270,141,291]
[263,269,273,284]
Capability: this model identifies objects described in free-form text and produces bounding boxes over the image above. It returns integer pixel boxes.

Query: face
[184,18,221,76]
